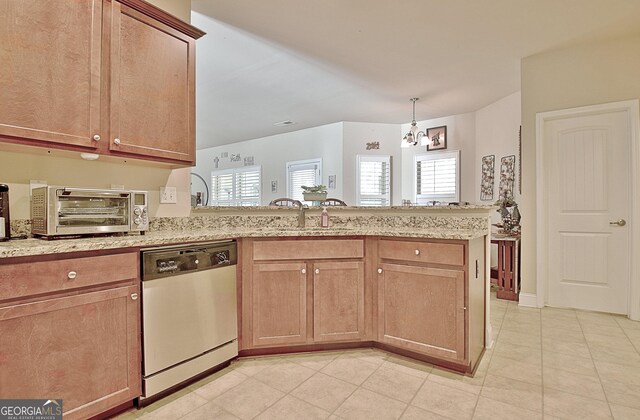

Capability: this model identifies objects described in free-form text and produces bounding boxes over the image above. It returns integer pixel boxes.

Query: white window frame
[356,154,391,206]
[286,158,322,203]
[211,165,262,206]
[415,150,460,204]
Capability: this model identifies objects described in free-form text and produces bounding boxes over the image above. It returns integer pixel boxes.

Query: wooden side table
[491,236,520,301]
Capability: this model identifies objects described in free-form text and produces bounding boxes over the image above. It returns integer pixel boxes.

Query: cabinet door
[110,2,195,163]
[0,0,102,148]
[313,261,365,342]
[252,262,307,347]
[0,285,141,420]
[378,263,465,362]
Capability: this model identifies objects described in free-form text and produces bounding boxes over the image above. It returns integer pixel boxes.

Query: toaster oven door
[55,189,131,234]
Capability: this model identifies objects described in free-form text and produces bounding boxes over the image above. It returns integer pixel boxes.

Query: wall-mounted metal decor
[480,155,495,201]
[426,126,447,151]
[271,180,277,193]
[328,175,336,189]
[213,156,219,169]
[243,156,254,166]
[499,155,516,199]
[366,141,380,150]
[230,153,241,162]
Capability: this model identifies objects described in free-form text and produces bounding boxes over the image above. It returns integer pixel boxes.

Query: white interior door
[545,110,630,314]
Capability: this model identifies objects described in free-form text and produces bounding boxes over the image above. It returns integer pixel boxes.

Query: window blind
[357,155,391,206]
[415,151,460,204]
[211,166,261,206]
[287,159,321,203]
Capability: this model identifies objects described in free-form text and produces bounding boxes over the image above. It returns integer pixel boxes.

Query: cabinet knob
[92,134,101,142]
[415,249,420,256]
[113,138,121,145]
[463,307,467,310]
[301,268,306,274]
[377,268,383,274]
[315,268,320,274]
[67,271,77,280]
[131,293,138,301]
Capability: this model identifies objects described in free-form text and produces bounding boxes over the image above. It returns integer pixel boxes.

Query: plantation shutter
[287,159,321,203]
[415,151,460,204]
[357,155,391,206]
[236,167,261,205]
[211,170,235,206]
[211,166,261,206]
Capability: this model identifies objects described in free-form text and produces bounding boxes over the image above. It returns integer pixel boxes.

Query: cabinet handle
[315,268,320,274]
[415,249,420,256]
[301,268,306,274]
[92,134,101,142]
[67,271,77,280]
[113,138,121,145]
[377,268,383,274]
[131,293,138,301]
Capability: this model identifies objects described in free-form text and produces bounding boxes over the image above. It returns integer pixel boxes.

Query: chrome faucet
[296,201,307,228]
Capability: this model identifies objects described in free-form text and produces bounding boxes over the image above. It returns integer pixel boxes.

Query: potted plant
[301,185,328,202]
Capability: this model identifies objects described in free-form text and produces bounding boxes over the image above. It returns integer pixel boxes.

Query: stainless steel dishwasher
[140,241,238,402]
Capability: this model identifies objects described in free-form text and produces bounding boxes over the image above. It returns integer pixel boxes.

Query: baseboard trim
[518,293,538,308]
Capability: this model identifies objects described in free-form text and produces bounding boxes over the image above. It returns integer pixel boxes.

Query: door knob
[609,219,627,227]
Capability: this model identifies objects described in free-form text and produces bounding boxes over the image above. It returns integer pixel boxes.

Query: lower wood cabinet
[0,285,140,420]
[313,261,365,342]
[251,262,307,347]
[378,263,466,362]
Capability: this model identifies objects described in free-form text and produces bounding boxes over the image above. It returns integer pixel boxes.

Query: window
[356,155,391,206]
[286,158,322,203]
[415,150,460,204]
[211,166,261,206]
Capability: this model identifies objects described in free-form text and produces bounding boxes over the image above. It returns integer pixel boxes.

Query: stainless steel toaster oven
[31,187,148,237]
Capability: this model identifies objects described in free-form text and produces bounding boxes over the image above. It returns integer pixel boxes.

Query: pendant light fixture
[401,97,427,148]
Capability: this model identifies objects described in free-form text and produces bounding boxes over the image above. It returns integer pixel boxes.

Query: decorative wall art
[499,155,516,199]
[213,156,220,169]
[243,156,254,166]
[271,180,277,193]
[426,126,447,151]
[366,141,380,150]
[230,153,241,162]
[328,175,336,189]
[480,155,495,201]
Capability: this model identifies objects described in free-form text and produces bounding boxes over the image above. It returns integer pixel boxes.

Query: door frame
[536,99,640,320]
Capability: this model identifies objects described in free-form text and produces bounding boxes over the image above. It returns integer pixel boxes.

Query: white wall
[400,112,476,203]
[342,122,402,205]
[194,123,344,205]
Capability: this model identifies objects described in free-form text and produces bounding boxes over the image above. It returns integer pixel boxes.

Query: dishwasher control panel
[141,241,237,280]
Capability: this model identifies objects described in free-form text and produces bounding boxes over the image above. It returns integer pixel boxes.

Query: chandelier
[401,98,427,148]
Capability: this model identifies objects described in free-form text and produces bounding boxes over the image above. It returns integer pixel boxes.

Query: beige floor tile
[472,395,542,420]
[585,333,633,348]
[488,355,542,385]
[180,401,240,420]
[496,330,542,349]
[253,361,316,392]
[320,356,379,385]
[541,307,577,318]
[411,379,479,420]
[506,305,540,316]
[609,403,640,420]
[134,386,194,417]
[192,370,248,400]
[543,367,606,401]
[337,348,388,366]
[362,363,425,403]
[492,341,542,366]
[139,392,209,420]
[290,372,357,412]
[284,351,341,371]
[254,395,330,420]
[213,378,284,420]
[615,317,640,331]
[541,318,582,332]
[588,343,640,367]
[543,389,612,419]
[230,357,282,377]
[594,360,640,386]
[501,320,542,336]
[334,388,407,420]
[601,379,640,410]
[428,367,484,395]
[576,311,619,326]
[580,321,627,337]
[541,338,592,359]
[541,327,586,344]
[381,355,432,378]
[400,405,450,419]
[480,374,542,413]
[543,350,598,377]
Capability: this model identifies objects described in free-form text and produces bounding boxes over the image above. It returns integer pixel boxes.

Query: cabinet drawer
[0,253,138,302]
[253,239,364,260]
[379,240,464,266]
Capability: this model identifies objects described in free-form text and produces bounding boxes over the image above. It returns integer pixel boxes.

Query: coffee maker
[0,184,9,241]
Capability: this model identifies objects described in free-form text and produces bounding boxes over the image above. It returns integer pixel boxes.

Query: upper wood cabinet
[109,2,195,163]
[0,0,102,148]
[0,0,204,165]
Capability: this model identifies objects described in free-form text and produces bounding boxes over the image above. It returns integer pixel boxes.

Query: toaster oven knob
[134,217,142,225]
[134,207,142,216]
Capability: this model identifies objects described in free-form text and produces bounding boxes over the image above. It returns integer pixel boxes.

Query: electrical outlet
[160,187,177,204]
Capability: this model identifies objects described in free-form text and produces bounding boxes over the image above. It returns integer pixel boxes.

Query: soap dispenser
[320,206,329,228]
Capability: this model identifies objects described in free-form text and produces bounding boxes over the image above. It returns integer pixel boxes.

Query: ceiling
[191,0,640,149]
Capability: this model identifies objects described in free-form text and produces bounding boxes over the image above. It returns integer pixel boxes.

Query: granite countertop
[0,226,487,259]
[192,205,496,212]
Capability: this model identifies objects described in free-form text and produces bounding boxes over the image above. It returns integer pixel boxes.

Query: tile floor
[116,293,640,420]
